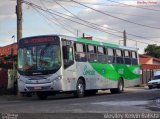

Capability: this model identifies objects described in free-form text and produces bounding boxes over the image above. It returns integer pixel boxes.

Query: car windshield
[18,44,61,75]
[153,75,160,80]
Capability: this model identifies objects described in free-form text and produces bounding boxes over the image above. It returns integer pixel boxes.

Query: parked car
[148,71,160,89]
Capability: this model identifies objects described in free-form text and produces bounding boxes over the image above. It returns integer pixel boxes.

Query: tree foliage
[144,44,160,58]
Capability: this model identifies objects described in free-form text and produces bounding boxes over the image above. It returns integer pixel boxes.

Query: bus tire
[110,78,124,94]
[37,92,48,100]
[74,79,85,98]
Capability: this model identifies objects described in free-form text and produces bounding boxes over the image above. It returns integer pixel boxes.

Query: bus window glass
[87,45,97,62]
[97,46,106,63]
[131,51,138,65]
[75,43,87,62]
[88,45,94,53]
[124,50,131,65]
[98,47,104,54]
[62,40,74,69]
[116,49,123,64]
[107,48,115,63]
[108,48,114,56]
[124,50,129,57]
[18,44,61,74]
[116,49,122,57]
[76,43,83,52]
[132,52,137,58]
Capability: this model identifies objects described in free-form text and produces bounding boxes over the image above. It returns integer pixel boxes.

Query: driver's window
[62,40,74,69]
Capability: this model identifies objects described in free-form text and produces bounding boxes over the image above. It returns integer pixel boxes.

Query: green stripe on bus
[90,63,140,80]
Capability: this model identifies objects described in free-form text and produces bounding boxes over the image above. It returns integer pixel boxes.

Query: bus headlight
[47,75,62,83]
[55,75,62,80]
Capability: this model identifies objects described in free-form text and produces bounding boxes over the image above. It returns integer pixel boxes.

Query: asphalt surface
[0,87,160,119]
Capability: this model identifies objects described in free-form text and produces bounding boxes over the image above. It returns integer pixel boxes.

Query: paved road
[0,87,160,118]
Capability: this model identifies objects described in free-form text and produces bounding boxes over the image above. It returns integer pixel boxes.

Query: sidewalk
[0,95,24,101]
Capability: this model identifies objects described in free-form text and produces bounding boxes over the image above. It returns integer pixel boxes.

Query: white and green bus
[18,35,140,99]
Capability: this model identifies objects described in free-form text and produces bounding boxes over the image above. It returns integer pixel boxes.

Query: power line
[33,7,76,36]
[53,0,160,9]
[52,0,160,43]
[106,0,160,12]
[32,7,119,44]
[70,0,160,30]
[23,1,156,45]
[31,1,120,44]
[24,1,126,37]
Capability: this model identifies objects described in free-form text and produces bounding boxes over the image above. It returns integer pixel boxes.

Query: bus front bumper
[24,83,54,92]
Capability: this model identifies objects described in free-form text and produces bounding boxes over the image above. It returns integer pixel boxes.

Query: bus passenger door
[62,40,76,91]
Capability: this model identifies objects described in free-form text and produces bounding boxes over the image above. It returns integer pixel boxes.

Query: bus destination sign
[19,36,60,47]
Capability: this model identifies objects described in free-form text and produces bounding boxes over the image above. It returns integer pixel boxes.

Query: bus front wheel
[37,92,48,100]
[74,79,85,98]
[110,78,124,94]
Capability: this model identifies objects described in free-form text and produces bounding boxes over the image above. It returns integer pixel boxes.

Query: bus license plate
[34,86,42,90]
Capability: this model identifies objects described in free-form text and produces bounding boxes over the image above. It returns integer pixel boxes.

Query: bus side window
[87,45,97,62]
[62,41,74,69]
[107,48,115,63]
[116,49,124,64]
[97,46,107,63]
[131,51,138,65]
[124,50,131,65]
[74,43,87,62]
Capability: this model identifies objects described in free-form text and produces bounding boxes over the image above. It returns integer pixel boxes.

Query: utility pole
[16,0,22,42]
[77,30,79,38]
[123,30,127,46]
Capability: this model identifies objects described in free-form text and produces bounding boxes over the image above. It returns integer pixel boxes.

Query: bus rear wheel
[110,78,124,94]
[74,79,85,98]
[37,92,48,100]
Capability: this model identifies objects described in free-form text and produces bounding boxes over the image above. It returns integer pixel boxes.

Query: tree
[144,44,160,58]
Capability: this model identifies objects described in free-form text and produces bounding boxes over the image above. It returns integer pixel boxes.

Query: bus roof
[19,35,138,51]
[60,35,138,51]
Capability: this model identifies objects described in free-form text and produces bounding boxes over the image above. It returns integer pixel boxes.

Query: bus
[17,35,140,99]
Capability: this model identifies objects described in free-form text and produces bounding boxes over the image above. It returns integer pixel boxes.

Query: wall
[0,43,17,55]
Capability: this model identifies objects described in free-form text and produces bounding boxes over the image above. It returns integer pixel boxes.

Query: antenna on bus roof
[82,33,85,38]
[82,33,92,40]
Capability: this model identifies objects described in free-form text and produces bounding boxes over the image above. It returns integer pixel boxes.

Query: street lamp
[11,35,15,43]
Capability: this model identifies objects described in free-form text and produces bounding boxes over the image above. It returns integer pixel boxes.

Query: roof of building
[139,54,160,63]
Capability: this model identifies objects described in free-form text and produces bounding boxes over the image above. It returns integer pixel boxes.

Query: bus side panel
[76,62,118,90]
[61,63,77,91]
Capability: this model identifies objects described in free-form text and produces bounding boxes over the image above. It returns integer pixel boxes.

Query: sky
[0,0,160,54]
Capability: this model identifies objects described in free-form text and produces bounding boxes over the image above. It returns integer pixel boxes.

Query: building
[139,54,160,69]
[0,43,17,56]
[139,54,160,84]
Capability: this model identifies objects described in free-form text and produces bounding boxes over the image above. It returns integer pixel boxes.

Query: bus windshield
[18,44,61,75]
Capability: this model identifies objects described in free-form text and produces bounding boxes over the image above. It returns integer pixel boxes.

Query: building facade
[139,54,160,85]
[0,43,17,55]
